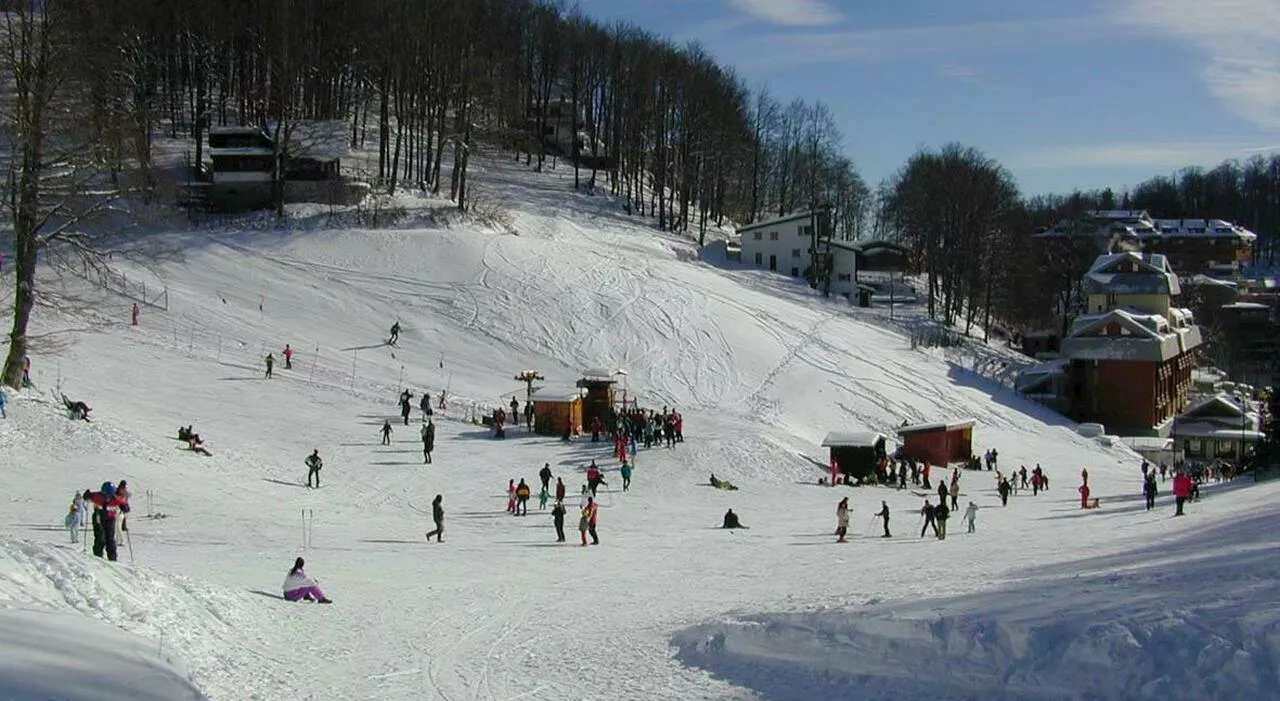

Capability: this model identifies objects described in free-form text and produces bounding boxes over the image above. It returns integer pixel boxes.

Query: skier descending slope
[387,321,401,346]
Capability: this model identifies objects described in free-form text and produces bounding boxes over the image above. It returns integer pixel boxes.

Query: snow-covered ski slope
[1,155,1277,700]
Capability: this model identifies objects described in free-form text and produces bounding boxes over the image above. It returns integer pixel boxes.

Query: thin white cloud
[718,15,1120,69]
[1113,0,1280,129]
[1014,141,1280,170]
[727,0,842,27]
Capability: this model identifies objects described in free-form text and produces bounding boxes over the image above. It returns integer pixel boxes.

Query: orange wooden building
[895,420,975,466]
[532,386,584,437]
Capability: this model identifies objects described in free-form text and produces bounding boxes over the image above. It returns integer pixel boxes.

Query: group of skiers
[498,459,606,546]
[66,481,132,561]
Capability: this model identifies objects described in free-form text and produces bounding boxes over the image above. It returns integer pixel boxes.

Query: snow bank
[0,540,295,700]
[0,607,206,701]
[674,506,1280,701]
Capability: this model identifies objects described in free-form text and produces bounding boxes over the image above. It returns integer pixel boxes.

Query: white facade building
[737,211,821,279]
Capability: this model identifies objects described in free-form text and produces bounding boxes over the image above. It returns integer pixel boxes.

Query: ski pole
[126,529,134,564]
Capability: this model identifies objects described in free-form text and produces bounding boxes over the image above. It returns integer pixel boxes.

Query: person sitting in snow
[283,557,331,603]
[722,509,747,529]
[709,473,738,491]
[61,394,91,422]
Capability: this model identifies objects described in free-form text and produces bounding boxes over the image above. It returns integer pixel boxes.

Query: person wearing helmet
[87,482,129,561]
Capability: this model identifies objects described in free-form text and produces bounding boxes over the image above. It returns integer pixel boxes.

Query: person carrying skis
[88,482,129,561]
[722,509,747,529]
[620,460,633,492]
[283,344,294,369]
[426,494,444,542]
[283,557,332,603]
[388,322,401,345]
[551,500,567,542]
[539,463,553,492]
[935,501,950,540]
[875,500,891,537]
[421,420,435,464]
[581,497,599,545]
[964,501,978,533]
[380,420,393,445]
[264,353,275,379]
[919,499,937,539]
[835,497,850,542]
[515,479,531,516]
[305,449,323,488]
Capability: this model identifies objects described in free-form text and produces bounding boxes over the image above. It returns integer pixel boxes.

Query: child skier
[65,493,81,543]
[835,498,850,542]
[620,460,633,492]
[380,420,393,445]
[264,353,275,379]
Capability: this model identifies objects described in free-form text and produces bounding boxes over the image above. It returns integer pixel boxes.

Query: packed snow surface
[1,157,1277,700]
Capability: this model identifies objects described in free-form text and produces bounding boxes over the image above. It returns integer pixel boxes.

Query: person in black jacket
[722,509,747,529]
[421,420,435,464]
[935,501,950,540]
[919,500,937,538]
[875,500,891,537]
[998,477,1012,506]
[425,494,444,542]
[539,463,553,492]
[551,500,567,542]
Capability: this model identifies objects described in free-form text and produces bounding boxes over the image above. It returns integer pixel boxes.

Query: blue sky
[581,0,1280,197]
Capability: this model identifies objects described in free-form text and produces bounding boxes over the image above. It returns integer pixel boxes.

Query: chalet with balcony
[1018,251,1203,435]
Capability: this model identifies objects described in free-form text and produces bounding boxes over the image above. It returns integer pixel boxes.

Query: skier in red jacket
[1173,472,1193,516]
[87,482,129,561]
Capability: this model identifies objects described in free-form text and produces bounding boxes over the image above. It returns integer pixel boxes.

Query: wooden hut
[532,385,584,437]
[821,431,887,483]
[895,420,975,466]
[576,369,617,432]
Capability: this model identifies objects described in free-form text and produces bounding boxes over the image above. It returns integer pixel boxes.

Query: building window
[802,225,813,237]
[790,267,800,277]
[754,252,763,265]
[769,232,779,241]
[791,249,801,258]
[837,273,851,282]
[753,232,762,241]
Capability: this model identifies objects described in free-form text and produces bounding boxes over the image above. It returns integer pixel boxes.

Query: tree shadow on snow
[262,478,307,488]
[340,343,391,352]
[219,376,266,382]
[358,538,423,545]
[369,461,418,466]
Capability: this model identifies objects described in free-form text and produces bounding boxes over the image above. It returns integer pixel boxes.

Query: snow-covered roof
[210,147,275,157]
[1189,275,1238,289]
[579,368,616,381]
[1018,358,1068,378]
[1037,211,1258,242]
[1180,393,1250,420]
[1083,252,1179,296]
[1062,309,1202,362]
[1171,423,1265,441]
[821,431,885,448]
[736,210,822,234]
[896,420,975,435]
[531,385,583,402]
[1222,302,1270,310]
[279,119,352,161]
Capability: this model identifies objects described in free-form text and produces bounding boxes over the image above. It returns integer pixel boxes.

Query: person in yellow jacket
[580,497,599,546]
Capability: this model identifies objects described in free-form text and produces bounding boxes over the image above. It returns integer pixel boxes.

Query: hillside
[1,155,1277,701]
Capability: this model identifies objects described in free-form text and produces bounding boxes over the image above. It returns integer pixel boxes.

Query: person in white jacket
[835,497,850,543]
[964,502,979,534]
[282,557,332,603]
